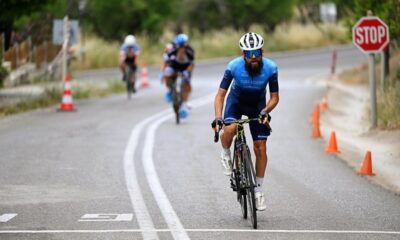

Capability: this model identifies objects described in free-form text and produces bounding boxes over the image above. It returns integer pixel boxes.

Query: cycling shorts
[223,94,270,141]
[163,66,191,84]
[124,58,137,72]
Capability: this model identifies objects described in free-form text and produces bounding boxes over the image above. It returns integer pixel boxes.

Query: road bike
[214,118,271,229]
[170,73,183,124]
[124,64,136,99]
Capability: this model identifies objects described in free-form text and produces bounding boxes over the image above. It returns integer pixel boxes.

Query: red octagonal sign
[352,16,390,53]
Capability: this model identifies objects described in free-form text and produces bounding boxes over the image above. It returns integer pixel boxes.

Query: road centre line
[141,93,215,240]
[1,229,399,235]
[124,109,169,240]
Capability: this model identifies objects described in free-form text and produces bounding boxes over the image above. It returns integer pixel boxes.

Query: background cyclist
[119,34,140,93]
[162,33,195,118]
[212,32,279,211]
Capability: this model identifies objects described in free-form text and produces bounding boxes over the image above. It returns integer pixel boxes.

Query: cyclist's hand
[211,117,224,132]
[258,111,271,125]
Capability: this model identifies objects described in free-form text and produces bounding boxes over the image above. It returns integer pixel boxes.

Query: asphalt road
[1,46,399,240]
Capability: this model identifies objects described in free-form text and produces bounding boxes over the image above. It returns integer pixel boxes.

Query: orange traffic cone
[310,104,320,125]
[59,73,75,111]
[312,122,321,138]
[358,151,375,176]
[325,131,340,154]
[140,65,150,88]
[320,96,328,110]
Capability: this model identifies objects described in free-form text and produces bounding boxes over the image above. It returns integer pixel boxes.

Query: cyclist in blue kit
[212,32,279,211]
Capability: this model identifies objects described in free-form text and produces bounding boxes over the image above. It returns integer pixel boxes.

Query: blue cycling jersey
[220,57,278,105]
[119,43,140,55]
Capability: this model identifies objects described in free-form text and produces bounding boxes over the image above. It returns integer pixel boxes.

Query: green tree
[184,0,297,32]
[0,0,51,49]
[86,0,177,40]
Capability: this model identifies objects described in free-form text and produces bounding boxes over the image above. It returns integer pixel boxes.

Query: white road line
[78,214,133,222]
[124,110,169,240]
[142,94,215,240]
[142,113,189,240]
[1,229,399,234]
[0,214,17,223]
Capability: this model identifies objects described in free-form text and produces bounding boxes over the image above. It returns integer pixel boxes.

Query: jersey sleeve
[134,44,140,55]
[119,44,126,56]
[187,46,195,63]
[268,66,279,93]
[219,65,234,90]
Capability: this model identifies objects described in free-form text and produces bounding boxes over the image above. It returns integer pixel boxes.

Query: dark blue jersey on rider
[166,45,195,71]
[220,57,278,105]
[220,57,278,140]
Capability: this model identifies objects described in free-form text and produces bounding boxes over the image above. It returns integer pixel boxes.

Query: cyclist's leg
[249,119,270,178]
[163,66,175,102]
[120,61,127,81]
[129,63,137,91]
[221,95,241,149]
[163,66,175,87]
[181,72,191,102]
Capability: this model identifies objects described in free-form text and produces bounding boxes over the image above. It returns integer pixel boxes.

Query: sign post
[352,16,390,128]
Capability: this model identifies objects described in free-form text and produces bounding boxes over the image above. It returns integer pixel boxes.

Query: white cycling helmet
[124,35,136,46]
[239,32,264,51]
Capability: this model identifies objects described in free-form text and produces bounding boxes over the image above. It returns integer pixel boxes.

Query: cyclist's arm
[215,69,234,118]
[261,73,279,114]
[215,88,227,119]
[119,53,126,72]
[134,45,140,66]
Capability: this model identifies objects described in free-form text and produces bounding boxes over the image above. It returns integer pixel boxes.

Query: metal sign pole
[380,51,385,91]
[62,16,71,80]
[369,53,377,128]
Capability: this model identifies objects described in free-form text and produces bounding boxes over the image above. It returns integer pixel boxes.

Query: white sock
[222,148,230,156]
[255,177,264,193]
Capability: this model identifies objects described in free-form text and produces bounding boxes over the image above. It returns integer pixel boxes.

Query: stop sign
[352,16,390,53]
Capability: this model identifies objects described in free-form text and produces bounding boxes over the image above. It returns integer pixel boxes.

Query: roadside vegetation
[72,22,349,70]
[0,80,124,116]
[339,50,400,129]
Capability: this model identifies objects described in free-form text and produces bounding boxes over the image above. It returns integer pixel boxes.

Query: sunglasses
[243,49,262,58]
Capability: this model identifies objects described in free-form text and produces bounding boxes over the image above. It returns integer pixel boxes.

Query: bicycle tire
[234,148,247,219]
[126,67,133,99]
[243,146,257,229]
[171,78,182,124]
[171,85,180,124]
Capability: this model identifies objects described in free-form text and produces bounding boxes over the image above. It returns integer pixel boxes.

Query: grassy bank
[339,50,400,129]
[0,80,125,116]
[72,22,349,70]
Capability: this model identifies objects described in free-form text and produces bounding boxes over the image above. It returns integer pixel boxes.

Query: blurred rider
[162,33,195,118]
[119,34,140,93]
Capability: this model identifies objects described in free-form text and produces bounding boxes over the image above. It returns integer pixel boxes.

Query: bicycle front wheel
[243,147,257,229]
[171,83,181,124]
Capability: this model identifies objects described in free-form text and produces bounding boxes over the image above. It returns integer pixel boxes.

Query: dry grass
[339,49,400,129]
[0,80,125,116]
[378,83,400,129]
[72,22,349,70]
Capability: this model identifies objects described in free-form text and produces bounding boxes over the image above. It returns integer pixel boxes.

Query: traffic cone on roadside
[59,73,75,111]
[140,65,150,88]
[320,96,328,110]
[325,131,340,154]
[358,151,375,176]
[312,122,321,138]
[310,104,320,125]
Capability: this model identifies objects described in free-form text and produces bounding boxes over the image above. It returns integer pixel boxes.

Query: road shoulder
[315,76,400,194]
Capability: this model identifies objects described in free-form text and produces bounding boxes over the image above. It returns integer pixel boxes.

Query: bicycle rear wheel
[126,69,132,99]
[243,147,257,229]
[171,83,181,124]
